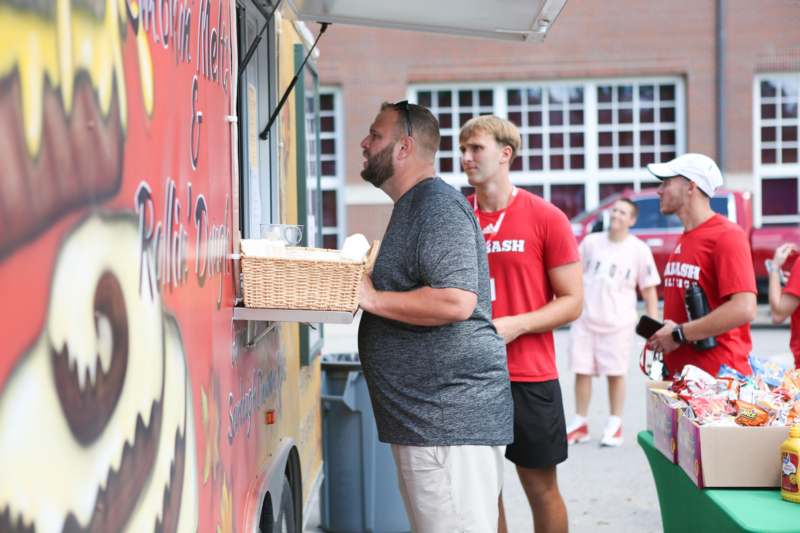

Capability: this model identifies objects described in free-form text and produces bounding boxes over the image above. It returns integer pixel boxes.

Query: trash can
[320,353,410,533]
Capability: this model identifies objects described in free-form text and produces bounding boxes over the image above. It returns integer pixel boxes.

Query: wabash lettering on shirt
[661,214,756,377]
[486,239,525,254]
[469,189,579,382]
[663,261,701,288]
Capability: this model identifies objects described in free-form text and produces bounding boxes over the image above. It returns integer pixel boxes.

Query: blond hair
[459,115,521,163]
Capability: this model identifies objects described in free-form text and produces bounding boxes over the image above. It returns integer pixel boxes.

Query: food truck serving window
[287,0,567,42]
[237,0,279,238]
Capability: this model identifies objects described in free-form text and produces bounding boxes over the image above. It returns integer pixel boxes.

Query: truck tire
[275,475,297,533]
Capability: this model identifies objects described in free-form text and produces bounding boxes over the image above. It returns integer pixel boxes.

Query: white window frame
[753,73,800,226]
[319,86,347,247]
[408,76,685,214]
[408,84,496,176]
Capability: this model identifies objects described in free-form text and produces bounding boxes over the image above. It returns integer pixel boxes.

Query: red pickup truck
[570,188,800,297]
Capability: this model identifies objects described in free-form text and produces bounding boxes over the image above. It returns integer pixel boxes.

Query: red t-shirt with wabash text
[469,189,580,382]
[662,214,756,377]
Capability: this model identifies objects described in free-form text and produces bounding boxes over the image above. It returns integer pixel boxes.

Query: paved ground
[306,308,792,532]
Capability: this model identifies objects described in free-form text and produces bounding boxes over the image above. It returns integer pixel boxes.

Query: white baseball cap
[646,153,723,197]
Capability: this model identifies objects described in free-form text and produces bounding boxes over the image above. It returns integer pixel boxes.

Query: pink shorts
[568,320,634,376]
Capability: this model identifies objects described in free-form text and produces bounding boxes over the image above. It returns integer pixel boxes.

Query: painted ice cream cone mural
[0,215,199,533]
[0,2,199,528]
[0,0,154,258]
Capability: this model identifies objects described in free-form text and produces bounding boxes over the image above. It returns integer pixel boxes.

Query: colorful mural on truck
[0,1,319,532]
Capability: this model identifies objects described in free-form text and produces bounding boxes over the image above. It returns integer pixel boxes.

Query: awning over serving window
[286,0,566,42]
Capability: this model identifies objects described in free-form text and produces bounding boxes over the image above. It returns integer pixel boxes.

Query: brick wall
[312,0,800,232]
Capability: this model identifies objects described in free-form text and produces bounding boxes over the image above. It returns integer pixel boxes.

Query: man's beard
[361,142,395,188]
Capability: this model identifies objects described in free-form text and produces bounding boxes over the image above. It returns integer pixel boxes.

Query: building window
[410,77,684,219]
[760,78,799,165]
[319,91,339,178]
[507,85,585,172]
[319,87,345,248]
[761,178,798,216]
[416,88,494,175]
[550,184,585,219]
[596,82,678,169]
[756,74,800,224]
[599,182,635,201]
[322,189,339,249]
[519,184,544,197]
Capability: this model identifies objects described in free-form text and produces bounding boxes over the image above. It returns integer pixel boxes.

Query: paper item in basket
[341,233,371,261]
[241,238,286,257]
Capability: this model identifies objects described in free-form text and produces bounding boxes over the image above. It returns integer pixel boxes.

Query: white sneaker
[567,423,590,445]
[600,424,623,447]
[566,418,590,444]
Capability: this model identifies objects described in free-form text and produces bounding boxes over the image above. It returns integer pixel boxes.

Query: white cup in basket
[260,224,303,246]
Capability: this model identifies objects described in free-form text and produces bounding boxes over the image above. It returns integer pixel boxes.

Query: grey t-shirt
[358,177,513,446]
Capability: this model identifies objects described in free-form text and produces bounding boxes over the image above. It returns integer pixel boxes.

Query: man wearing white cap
[646,153,757,377]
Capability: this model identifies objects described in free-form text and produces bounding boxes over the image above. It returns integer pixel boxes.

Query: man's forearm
[682,293,756,342]
[768,270,788,323]
[365,286,477,326]
[513,293,583,335]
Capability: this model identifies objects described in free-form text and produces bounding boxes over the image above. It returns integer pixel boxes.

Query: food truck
[0,1,564,531]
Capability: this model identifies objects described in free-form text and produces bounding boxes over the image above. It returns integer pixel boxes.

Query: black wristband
[671,324,686,345]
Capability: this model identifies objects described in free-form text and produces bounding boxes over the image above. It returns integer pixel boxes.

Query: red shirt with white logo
[662,214,756,377]
[469,189,579,382]
[783,258,800,366]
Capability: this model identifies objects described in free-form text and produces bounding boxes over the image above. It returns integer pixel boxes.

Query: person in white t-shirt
[566,198,660,447]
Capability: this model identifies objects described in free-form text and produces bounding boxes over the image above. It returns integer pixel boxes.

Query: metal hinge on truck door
[259,22,329,140]
[238,0,282,76]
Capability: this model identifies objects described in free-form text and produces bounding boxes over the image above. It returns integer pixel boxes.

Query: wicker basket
[241,241,380,312]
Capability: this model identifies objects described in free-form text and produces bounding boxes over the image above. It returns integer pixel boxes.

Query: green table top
[638,431,800,533]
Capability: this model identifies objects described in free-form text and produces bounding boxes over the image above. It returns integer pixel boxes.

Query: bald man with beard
[356,101,513,533]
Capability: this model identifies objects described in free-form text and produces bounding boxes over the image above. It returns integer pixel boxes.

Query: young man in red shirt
[460,115,583,533]
[646,153,757,377]
[767,243,800,367]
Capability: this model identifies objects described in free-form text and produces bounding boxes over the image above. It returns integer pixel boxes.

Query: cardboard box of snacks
[676,411,789,488]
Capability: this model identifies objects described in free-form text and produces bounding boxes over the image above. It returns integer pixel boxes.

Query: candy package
[688,397,734,423]
[734,400,770,427]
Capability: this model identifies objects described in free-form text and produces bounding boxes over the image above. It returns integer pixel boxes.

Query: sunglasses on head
[393,100,412,137]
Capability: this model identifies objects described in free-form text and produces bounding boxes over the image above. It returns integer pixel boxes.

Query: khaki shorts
[391,444,505,533]
[568,320,634,376]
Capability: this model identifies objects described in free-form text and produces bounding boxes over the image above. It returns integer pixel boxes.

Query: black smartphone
[635,315,664,339]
